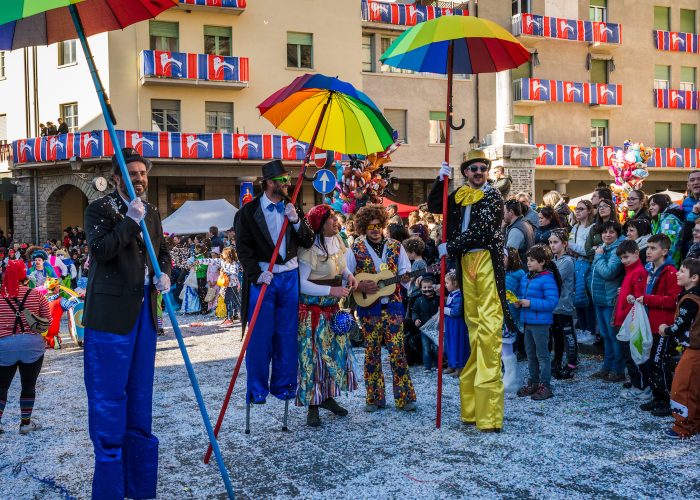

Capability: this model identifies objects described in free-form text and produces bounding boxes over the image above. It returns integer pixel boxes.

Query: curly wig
[355,204,388,235]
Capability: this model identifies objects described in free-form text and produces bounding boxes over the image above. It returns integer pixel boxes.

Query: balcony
[653,30,699,53]
[139,50,249,89]
[177,0,245,15]
[512,13,621,53]
[654,89,699,110]
[11,130,346,166]
[535,143,699,168]
[361,0,467,28]
[513,78,622,107]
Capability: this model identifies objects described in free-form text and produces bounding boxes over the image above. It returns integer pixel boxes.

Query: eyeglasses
[468,164,489,173]
[366,223,383,231]
[270,175,291,183]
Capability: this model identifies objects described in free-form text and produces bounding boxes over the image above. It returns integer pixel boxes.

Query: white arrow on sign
[318,171,330,192]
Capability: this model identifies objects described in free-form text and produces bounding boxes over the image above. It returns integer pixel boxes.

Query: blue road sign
[312,169,336,195]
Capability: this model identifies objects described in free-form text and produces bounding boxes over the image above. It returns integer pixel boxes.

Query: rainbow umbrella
[0,1,235,497]
[205,73,395,463]
[380,15,530,430]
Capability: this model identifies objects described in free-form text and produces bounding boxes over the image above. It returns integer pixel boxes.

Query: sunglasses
[270,175,291,183]
[366,223,383,231]
[468,164,489,173]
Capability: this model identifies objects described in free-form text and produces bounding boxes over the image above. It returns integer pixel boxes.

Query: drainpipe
[33,169,40,243]
[32,47,39,136]
[23,48,30,137]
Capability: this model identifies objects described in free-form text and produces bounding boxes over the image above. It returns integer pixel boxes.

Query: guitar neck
[380,265,438,287]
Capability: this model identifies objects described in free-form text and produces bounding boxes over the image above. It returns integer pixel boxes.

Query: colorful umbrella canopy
[0,0,178,50]
[0,0,84,26]
[380,15,530,74]
[258,73,395,155]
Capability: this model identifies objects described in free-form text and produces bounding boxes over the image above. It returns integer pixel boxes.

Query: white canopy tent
[568,190,685,209]
[162,199,238,235]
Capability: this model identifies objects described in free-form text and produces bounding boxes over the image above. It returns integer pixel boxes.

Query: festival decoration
[505,290,519,304]
[607,140,652,219]
[329,310,356,336]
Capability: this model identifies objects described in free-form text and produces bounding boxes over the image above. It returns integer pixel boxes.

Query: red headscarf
[1,259,27,298]
[305,204,332,233]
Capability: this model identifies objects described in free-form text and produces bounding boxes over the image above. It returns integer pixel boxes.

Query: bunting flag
[517,78,622,106]
[12,131,346,165]
[532,144,699,168]
[361,0,468,26]
[141,50,249,83]
[654,89,700,110]
[178,0,246,8]
[654,30,700,53]
[515,13,621,44]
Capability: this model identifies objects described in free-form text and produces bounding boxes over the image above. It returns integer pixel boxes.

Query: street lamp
[391,177,400,191]
[469,136,479,150]
[69,155,83,172]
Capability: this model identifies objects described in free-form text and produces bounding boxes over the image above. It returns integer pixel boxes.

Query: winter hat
[1,260,27,298]
[32,250,48,261]
[305,204,332,233]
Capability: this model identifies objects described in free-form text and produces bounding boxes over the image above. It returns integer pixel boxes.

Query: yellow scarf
[454,186,484,206]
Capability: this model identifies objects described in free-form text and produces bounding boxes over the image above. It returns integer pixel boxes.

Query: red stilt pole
[204,94,333,463]
[436,41,455,429]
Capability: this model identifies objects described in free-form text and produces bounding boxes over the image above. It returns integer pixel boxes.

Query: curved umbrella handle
[450,114,465,131]
[302,168,317,182]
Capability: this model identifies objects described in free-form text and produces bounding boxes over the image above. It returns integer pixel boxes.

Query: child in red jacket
[614,240,649,398]
[636,234,680,416]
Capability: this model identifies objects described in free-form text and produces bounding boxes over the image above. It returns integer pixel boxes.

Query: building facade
[1,0,698,242]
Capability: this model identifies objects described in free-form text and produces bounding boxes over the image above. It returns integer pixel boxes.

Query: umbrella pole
[204,94,334,464]
[68,6,235,499]
[436,41,456,430]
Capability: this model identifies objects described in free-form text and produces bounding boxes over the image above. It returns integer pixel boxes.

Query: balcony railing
[11,130,345,165]
[140,50,249,89]
[361,0,467,27]
[653,30,699,53]
[535,144,699,168]
[178,0,245,14]
[512,13,621,45]
[654,89,699,110]
[513,78,622,106]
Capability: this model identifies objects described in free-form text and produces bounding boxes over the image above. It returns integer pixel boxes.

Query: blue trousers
[594,305,624,373]
[246,270,299,403]
[84,287,158,500]
[524,324,552,388]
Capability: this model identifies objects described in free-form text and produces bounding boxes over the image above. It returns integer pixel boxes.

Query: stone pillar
[11,170,35,243]
[554,179,570,195]
[485,70,539,200]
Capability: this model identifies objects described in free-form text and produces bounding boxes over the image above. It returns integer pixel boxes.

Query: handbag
[216,271,229,288]
[4,290,51,334]
[204,287,217,303]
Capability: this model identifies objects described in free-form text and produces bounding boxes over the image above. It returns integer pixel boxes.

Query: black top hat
[112,147,152,175]
[261,159,289,180]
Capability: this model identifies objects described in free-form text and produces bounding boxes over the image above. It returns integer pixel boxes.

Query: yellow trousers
[459,250,504,429]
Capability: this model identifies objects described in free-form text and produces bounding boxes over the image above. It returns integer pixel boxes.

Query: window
[429,111,448,144]
[654,65,671,90]
[362,34,374,72]
[380,36,412,74]
[681,124,697,148]
[168,187,202,214]
[590,119,608,147]
[0,115,7,142]
[514,116,533,144]
[589,0,607,22]
[151,99,180,132]
[287,32,313,69]
[654,6,670,31]
[512,0,530,16]
[204,26,232,56]
[0,51,4,79]
[58,40,77,66]
[384,109,407,143]
[590,59,608,84]
[655,122,671,148]
[150,21,179,52]
[680,9,696,33]
[61,103,79,132]
[511,60,531,80]
[205,102,233,133]
[680,66,697,91]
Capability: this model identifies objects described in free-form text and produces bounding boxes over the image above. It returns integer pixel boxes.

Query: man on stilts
[235,160,314,430]
[83,148,172,499]
[428,150,517,432]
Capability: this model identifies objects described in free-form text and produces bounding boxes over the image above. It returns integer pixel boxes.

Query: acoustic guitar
[353,264,439,308]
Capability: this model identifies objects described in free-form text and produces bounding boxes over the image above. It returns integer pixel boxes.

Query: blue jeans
[594,305,624,373]
[575,303,596,333]
[524,324,551,388]
[421,333,437,369]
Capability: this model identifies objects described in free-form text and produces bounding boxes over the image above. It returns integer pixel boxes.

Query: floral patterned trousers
[360,311,416,408]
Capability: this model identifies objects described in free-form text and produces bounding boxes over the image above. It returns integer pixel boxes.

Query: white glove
[256,271,273,285]
[285,203,299,224]
[439,161,452,181]
[438,242,449,258]
[126,198,145,223]
[155,273,171,292]
[443,306,451,316]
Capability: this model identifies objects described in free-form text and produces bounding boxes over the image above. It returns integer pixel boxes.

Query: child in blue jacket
[515,245,560,400]
[444,270,469,375]
[504,248,526,392]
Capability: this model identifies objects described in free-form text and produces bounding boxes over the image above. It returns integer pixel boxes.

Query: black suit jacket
[234,194,314,329]
[83,191,171,334]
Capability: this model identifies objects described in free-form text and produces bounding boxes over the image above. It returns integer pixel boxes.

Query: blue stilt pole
[69,6,235,499]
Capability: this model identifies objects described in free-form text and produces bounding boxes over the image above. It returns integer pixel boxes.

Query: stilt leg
[245,401,251,435]
[282,399,289,432]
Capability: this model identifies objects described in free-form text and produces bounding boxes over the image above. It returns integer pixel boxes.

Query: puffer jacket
[519,270,559,325]
[553,253,575,316]
[613,258,647,326]
[590,237,624,307]
[573,258,591,308]
[652,206,684,267]
[643,259,680,335]
[506,268,526,327]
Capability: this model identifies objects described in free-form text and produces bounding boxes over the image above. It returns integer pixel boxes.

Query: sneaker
[663,429,681,440]
[306,406,321,427]
[516,383,538,397]
[635,387,653,402]
[400,402,417,412]
[19,421,41,435]
[551,369,564,380]
[620,387,644,400]
[480,427,502,433]
[640,399,660,412]
[220,319,233,326]
[577,331,595,345]
[0,423,3,434]
[558,366,575,379]
[531,384,554,401]
[157,328,165,337]
[605,373,626,383]
[320,398,348,416]
[651,404,672,417]
[590,370,609,380]
[444,367,455,375]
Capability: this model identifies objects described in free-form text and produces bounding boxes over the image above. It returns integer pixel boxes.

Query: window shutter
[681,124,697,149]
[654,65,670,81]
[150,21,179,38]
[655,122,671,148]
[591,119,608,128]
[680,9,696,33]
[429,111,446,121]
[204,26,232,38]
[287,32,312,45]
[653,7,670,31]
[514,115,533,125]
[384,109,407,142]
[681,66,696,85]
